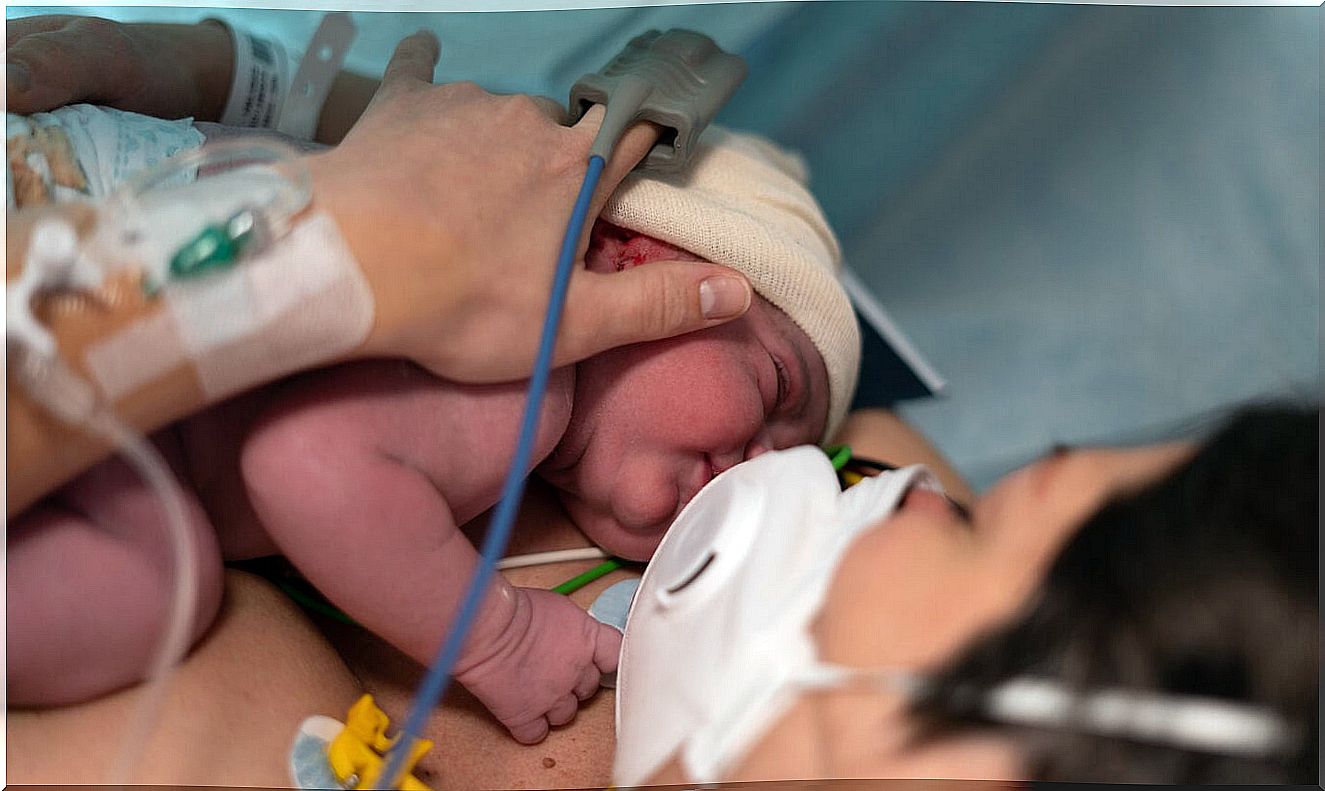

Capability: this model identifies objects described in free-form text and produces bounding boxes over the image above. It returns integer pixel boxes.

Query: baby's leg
[8,447,224,706]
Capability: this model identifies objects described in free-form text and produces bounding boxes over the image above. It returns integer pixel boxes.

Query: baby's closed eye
[770,353,791,412]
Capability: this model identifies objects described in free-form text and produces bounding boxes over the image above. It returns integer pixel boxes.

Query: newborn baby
[9,112,861,743]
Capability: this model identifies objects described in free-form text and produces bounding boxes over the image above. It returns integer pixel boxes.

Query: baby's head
[539,128,860,560]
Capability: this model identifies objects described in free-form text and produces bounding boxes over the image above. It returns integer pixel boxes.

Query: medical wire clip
[291,694,435,791]
[569,29,747,173]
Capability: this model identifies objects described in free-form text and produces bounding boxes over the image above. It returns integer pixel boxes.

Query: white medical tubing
[100,407,199,787]
[496,547,609,570]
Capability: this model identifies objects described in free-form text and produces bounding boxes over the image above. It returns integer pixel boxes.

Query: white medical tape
[215,20,295,131]
[166,211,373,400]
[81,207,373,403]
[83,310,187,402]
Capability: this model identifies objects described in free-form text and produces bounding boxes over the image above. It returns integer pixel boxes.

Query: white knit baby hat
[601,126,861,441]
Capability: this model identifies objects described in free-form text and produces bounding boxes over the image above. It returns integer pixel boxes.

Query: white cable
[99,408,199,787]
[496,547,608,570]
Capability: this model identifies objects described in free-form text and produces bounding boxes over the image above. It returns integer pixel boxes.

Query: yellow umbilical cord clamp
[328,695,434,791]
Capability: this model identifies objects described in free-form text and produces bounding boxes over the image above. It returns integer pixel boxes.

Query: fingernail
[8,61,31,94]
[417,28,440,55]
[699,276,750,319]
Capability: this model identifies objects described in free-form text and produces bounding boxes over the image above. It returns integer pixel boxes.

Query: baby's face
[538,223,830,560]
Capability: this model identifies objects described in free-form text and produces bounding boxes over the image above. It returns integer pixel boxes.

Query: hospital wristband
[211,18,298,132]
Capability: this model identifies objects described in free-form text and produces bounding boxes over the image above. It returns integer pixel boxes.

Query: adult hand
[5,15,233,121]
[310,31,754,383]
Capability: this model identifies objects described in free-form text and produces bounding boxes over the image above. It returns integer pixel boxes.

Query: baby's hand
[456,587,620,744]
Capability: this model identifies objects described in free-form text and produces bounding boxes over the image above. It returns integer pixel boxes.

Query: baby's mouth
[676,456,721,511]
[705,454,722,483]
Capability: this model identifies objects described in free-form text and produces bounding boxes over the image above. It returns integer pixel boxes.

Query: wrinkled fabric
[7,104,203,208]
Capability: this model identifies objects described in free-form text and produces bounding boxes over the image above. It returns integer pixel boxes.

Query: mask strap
[800,664,1292,758]
[798,663,929,696]
[981,676,1294,759]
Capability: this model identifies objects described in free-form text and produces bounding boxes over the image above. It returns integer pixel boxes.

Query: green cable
[552,558,623,595]
[824,444,852,471]
[277,580,360,626]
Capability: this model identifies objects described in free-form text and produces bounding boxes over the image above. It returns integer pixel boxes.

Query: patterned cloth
[7,104,204,209]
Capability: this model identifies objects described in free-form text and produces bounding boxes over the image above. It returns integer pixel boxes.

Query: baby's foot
[456,586,621,744]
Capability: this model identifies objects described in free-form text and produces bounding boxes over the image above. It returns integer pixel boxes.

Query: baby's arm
[240,375,619,744]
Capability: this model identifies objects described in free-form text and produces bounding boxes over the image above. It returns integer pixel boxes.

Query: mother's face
[652,441,1196,783]
[814,441,1196,672]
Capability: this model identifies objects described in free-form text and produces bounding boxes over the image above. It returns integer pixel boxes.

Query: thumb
[6,45,78,114]
[593,623,624,674]
[379,29,441,90]
[7,26,127,114]
[556,262,751,366]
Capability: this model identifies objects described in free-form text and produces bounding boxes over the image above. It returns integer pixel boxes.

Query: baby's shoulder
[271,359,574,465]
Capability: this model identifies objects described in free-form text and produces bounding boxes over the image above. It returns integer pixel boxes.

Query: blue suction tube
[376,154,607,790]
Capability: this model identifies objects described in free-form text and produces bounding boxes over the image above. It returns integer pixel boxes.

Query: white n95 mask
[611,448,1298,783]
[612,445,941,787]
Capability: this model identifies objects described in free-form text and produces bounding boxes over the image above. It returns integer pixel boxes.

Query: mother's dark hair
[912,405,1318,782]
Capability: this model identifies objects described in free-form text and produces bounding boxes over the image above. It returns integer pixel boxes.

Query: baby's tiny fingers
[592,623,623,674]
[573,663,601,700]
[507,716,550,745]
[546,693,579,727]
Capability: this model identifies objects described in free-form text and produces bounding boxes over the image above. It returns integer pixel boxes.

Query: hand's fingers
[566,103,663,254]
[592,620,624,674]
[6,27,122,114]
[593,119,663,202]
[380,29,441,89]
[573,663,601,700]
[571,101,606,135]
[6,14,79,47]
[576,118,664,255]
[556,263,752,367]
[546,693,579,727]
[6,60,38,108]
[571,101,663,191]
[507,716,550,745]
